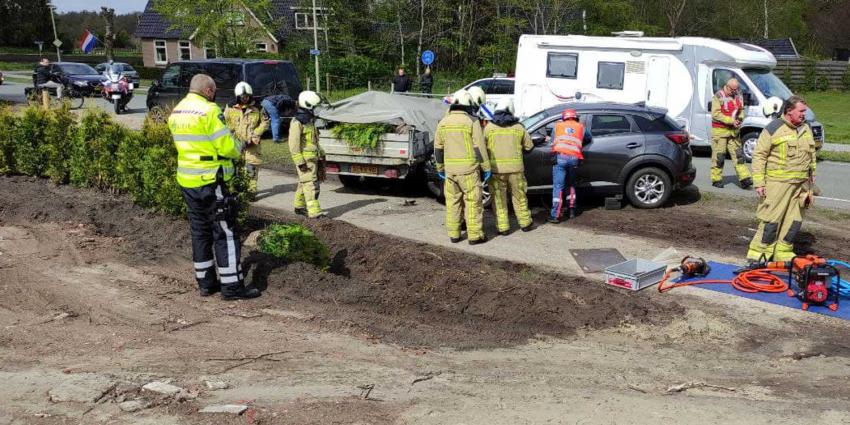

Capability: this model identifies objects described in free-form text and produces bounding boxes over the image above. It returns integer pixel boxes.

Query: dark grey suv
[520,102,696,208]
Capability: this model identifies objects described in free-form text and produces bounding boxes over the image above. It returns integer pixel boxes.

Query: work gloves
[298,163,310,173]
[482,171,492,183]
[437,171,445,181]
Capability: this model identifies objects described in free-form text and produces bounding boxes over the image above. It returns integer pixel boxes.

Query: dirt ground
[2,176,850,424]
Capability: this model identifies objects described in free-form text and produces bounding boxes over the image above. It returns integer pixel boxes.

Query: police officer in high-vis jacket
[435,89,491,245]
[288,91,326,218]
[747,95,816,262]
[168,74,261,300]
[710,78,753,189]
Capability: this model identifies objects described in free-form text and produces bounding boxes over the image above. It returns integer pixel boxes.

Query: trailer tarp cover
[317,91,448,136]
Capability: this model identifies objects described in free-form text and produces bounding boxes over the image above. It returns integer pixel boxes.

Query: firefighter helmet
[298,90,322,110]
[562,109,578,121]
[234,82,253,97]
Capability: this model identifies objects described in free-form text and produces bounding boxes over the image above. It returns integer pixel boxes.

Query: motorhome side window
[597,62,625,90]
[712,69,737,93]
[547,53,578,79]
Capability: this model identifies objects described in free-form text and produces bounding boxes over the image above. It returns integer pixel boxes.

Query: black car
[147,59,302,120]
[94,62,141,86]
[427,102,696,209]
[31,62,102,96]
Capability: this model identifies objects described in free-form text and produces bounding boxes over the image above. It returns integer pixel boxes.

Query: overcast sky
[53,0,148,14]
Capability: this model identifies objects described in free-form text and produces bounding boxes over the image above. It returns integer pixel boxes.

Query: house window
[154,40,167,65]
[294,9,327,30]
[597,62,625,90]
[255,42,268,53]
[547,52,578,79]
[204,43,217,59]
[179,40,191,60]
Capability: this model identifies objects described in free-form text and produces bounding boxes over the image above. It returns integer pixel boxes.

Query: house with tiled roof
[135,0,322,67]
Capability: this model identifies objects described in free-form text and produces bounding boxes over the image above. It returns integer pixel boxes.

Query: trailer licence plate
[351,164,379,175]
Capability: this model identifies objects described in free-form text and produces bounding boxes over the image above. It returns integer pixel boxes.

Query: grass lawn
[0,61,36,71]
[818,150,850,163]
[800,91,850,145]
[261,138,293,168]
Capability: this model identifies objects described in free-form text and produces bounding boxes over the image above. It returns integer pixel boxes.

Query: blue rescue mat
[675,261,850,321]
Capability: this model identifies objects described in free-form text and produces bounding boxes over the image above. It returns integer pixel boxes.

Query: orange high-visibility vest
[552,120,585,159]
[712,90,743,129]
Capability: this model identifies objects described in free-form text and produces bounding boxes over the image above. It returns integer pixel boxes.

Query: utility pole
[311,0,320,92]
[48,1,61,61]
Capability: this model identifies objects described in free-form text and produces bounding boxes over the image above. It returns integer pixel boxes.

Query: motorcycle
[101,71,134,114]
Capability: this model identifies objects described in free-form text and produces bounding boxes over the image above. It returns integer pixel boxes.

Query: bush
[842,67,850,92]
[12,106,49,176]
[330,122,393,150]
[802,60,817,92]
[816,73,830,91]
[139,145,186,215]
[70,110,125,189]
[324,55,390,86]
[42,105,77,184]
[0,106,18,174]
[257,223,330,270]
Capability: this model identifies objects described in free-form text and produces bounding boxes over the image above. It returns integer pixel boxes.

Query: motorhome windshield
[744,68,793,100]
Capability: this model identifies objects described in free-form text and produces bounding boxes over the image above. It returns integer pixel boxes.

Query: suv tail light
[665,131,689,145]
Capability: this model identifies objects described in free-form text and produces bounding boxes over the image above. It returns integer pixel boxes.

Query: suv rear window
[245,62,302,98]
[631,114,678,132]
[590,114,632,136]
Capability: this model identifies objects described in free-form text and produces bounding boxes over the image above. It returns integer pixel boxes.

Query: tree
[152,0,277,57]
[100,7,115,60]
[0,0,53,47]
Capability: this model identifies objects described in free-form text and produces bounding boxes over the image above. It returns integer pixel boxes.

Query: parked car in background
[94,62,141,86]
[30,62,102,96]
[146,59,302,122]
[459,76,515,119]
[427,102,696,209]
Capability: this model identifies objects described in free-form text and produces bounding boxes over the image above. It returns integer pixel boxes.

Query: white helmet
[298,90,322,110]
[495,97,514,115]
[467,85,486,107]
[234,81,253,97]
[763,96,783,118]
[451,89,473,107]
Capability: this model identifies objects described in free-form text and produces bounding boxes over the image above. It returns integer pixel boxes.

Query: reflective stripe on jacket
[483,122,532,174]
[551,120,585,160]
[288,118,322,165]
[751,118,816,187]
[168,93,241,188]
[434,110,490,175]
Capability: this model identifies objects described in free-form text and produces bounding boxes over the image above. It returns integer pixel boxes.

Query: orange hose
[657,267,789,294]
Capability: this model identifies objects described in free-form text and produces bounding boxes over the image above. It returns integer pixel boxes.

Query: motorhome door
[646,56,669,108]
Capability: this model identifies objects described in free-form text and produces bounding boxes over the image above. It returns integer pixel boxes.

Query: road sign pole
[48,2,61,61]
[311,0,320,93]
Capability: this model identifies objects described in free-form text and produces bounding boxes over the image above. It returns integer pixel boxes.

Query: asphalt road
[2,77,849,209]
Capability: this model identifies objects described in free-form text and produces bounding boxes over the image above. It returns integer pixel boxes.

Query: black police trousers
[181,180,245,295]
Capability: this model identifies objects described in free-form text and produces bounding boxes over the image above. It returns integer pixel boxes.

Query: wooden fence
[776,59,849,90]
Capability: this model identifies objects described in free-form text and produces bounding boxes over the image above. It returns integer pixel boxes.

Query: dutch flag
[79,30,97,54]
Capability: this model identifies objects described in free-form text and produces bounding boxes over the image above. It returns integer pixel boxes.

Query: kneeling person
[483,98,533,235]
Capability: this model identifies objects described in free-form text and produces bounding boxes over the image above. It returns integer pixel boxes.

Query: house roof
[728,38,800,59]
[134,0,297,41]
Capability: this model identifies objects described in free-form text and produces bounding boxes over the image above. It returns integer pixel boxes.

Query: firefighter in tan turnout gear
[289,91,327,218]
[435,89,491,245]
[224,82,268,200]
[747,95,816,262]
[710,78,753,188]
[483,98,534,235]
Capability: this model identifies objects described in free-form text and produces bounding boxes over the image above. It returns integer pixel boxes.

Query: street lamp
[47,1,61,61]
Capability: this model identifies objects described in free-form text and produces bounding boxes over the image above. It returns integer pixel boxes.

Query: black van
[147,59,301,120]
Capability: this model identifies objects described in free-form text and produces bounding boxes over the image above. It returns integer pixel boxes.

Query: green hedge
[257,223,330,269]
[0,104,248,218]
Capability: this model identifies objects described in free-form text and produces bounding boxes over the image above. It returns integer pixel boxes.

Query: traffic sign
[53,39,62,48]
[421,50,435,65]
[309,49,320,56]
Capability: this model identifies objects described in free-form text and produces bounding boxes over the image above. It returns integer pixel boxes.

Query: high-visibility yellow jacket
[288,117,323,166]
[483,121,532,174]
[434,110,490,175]
[751,118,816,188]
[223,102,268,143]
[168,93,241,188]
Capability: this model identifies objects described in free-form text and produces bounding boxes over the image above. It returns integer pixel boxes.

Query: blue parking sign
[421,50,435,65]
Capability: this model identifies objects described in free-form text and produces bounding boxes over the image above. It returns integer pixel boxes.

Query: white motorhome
[514,33,824,160]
